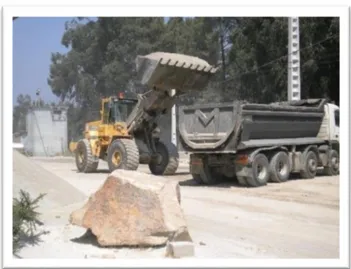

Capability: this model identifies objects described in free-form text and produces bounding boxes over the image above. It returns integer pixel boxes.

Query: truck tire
[194,165,221,185]
[300,150,318,179]
[246,153,270,187]
[107,139,139,172]
[149,140,179,175]
[75,139,99,173]
[323,150,339,176]
[269,151,291,183]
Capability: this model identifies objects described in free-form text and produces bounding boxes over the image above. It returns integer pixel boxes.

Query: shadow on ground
[71,169,190,176]
[179,177,244,188]
[71,169,111,174]
[15,229,50,258]
[179,171,332,189]
[71,229,166,250]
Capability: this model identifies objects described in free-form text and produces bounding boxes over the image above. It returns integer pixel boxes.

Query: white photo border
[1,3,349,268]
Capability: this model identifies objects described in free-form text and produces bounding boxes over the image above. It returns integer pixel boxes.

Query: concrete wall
[25,108,68,156]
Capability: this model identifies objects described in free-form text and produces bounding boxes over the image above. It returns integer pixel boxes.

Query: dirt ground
[13,152,339,259]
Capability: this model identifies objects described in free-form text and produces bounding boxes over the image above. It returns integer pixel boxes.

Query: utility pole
[288,17,301,101]
[171,89,177,146]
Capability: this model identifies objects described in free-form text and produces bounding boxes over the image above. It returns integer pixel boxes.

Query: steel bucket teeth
[135,52,218,92]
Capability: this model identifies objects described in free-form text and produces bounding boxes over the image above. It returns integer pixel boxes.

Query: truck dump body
[179,99,327,152]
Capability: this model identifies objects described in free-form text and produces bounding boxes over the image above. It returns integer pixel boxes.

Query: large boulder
[69,169,192,247]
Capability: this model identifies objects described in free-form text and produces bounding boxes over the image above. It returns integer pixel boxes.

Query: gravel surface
[14,153,339,259]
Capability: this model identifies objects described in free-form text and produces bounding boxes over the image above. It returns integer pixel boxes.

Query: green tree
[13,94,32,134]
[13,190,45,255]
[47,16,340,140]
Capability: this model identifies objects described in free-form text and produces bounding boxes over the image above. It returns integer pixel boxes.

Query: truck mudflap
[135,52,218,92]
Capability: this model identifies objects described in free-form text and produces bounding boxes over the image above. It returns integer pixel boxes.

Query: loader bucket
[135,52,218,92]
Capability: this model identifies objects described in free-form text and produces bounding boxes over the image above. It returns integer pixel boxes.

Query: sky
[12,17,170,106]
[13,17,75,105]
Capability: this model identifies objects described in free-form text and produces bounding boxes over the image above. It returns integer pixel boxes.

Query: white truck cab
[317,103,339,143]
[326,103,339,142]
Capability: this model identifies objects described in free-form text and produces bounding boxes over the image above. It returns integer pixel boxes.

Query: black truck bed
[178,99,327,152]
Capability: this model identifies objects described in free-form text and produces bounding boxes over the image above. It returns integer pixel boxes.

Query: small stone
[165,241,195,258]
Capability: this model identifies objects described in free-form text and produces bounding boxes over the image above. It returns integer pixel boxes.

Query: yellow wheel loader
[69,52,218,175]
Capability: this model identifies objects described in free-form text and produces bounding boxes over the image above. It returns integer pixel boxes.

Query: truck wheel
[195,165,221,185]
[246,153,270,187]
[75,139,99,173]
[107,139,139,172]
[149,140,179,175]
[323,150,339,176]
[269,151,291,183]
[300,150,318,179]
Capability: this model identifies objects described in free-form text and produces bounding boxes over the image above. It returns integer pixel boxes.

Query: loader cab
[101,92,138,124]
[327,103,339,142]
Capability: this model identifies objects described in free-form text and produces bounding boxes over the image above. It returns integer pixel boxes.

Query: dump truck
[178,98,340,187]
[70,52,218,175]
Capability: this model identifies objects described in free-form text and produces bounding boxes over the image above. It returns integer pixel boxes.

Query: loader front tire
[107,139,140,172]
[75,139,99,173]
[149,140,179,175]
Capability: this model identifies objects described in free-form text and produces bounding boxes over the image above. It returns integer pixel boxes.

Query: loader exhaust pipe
[135,52,218,92]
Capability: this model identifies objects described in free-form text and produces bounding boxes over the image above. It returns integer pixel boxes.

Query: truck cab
[326,103,339,143]
[317,103,339,143]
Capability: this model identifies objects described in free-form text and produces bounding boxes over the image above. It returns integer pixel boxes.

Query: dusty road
[14,153,339,259]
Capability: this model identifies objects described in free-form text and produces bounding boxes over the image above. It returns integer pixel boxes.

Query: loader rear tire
[107,139,139,172]
[75,139,99,173]
[149,140,179,175]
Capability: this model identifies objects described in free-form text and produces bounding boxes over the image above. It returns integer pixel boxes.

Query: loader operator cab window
[102,102,110,124]
[109,99,137,123]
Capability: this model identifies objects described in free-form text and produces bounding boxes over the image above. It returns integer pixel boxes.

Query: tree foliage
[45,17,339,139]
[13,190,45,255]
[13,94,32,134]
